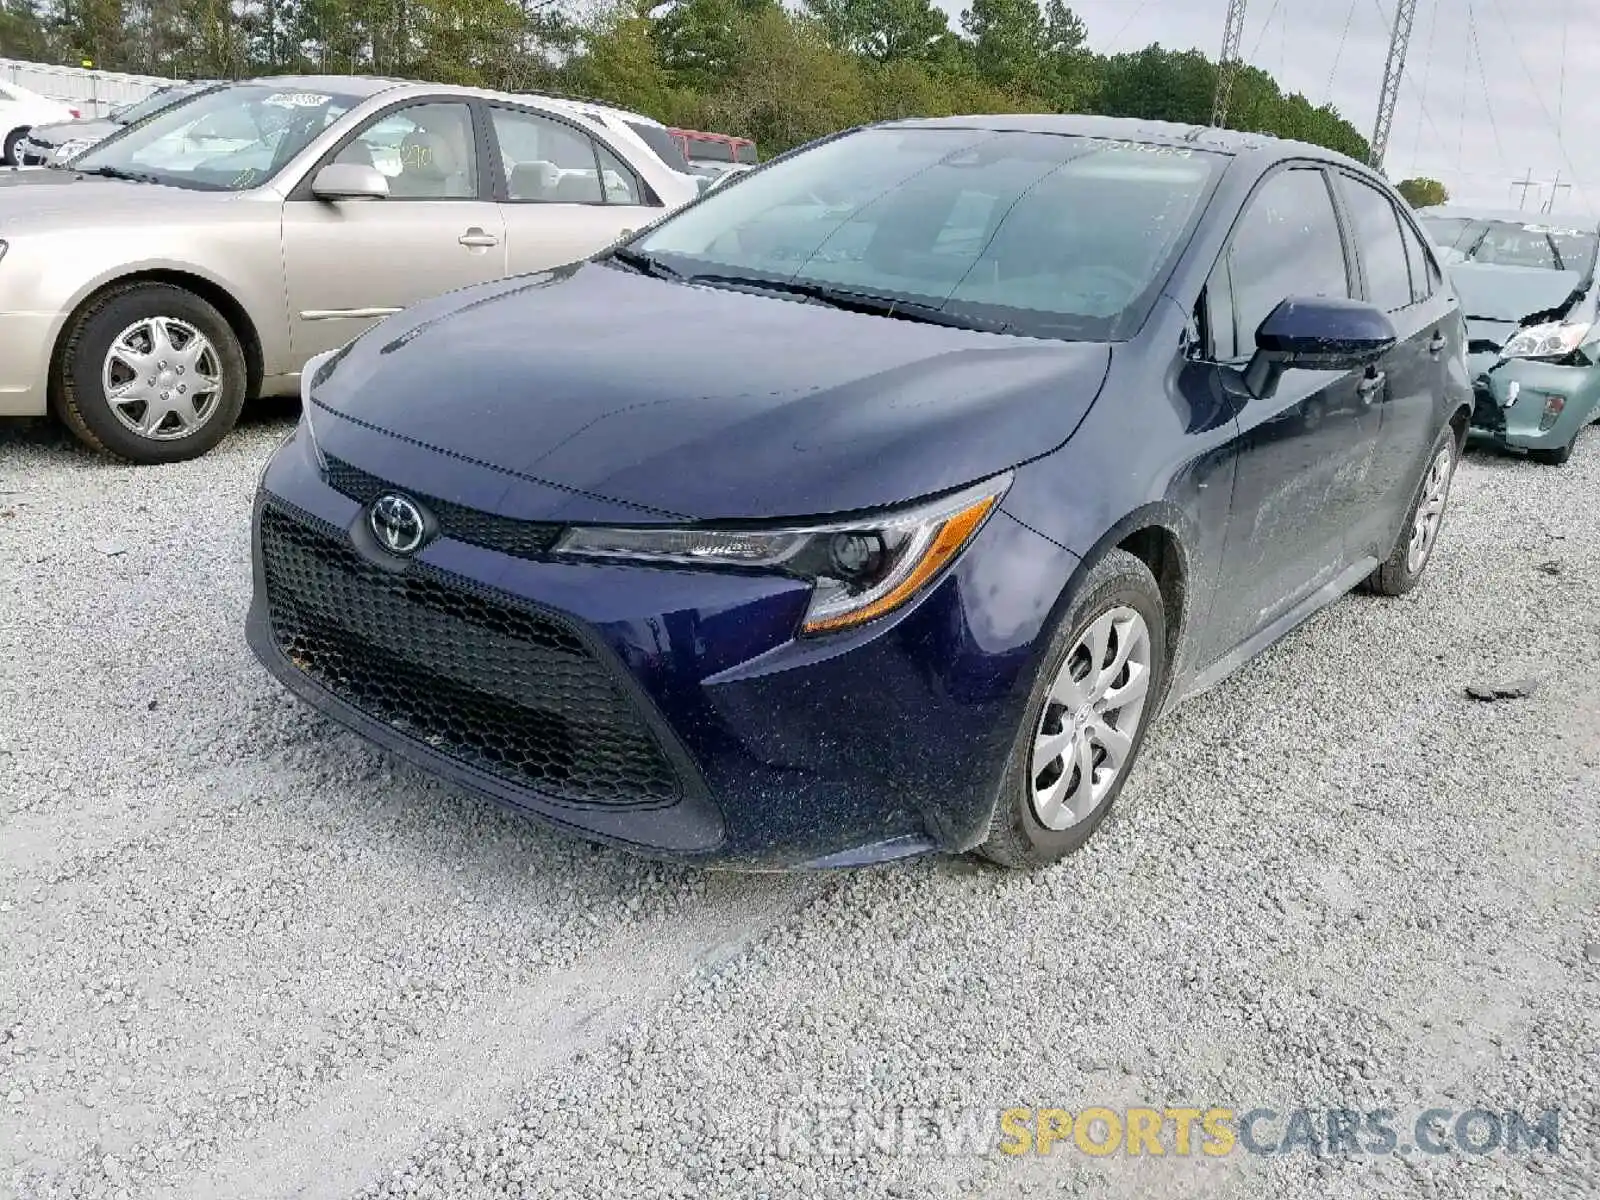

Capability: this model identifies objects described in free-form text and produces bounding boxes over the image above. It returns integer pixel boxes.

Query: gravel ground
[2,406,1597,1200]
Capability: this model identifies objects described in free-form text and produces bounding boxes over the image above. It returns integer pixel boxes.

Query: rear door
[280,98,506,361]
[484,104,659,274]
[1202,164,1378,664]
[1331,171,1455,557]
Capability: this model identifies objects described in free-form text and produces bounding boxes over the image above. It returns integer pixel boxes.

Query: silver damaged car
[0,75,699,462]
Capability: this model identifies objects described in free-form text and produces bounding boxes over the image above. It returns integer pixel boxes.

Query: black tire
[52,283,247,464]
[1529,434,1576,466]
[975,548,1168,870]
[1367,424,1457,596]
[2,129,25,166]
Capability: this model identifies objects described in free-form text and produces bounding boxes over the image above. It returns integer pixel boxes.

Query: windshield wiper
[686,274,1009,333]
[76,165,162,185]
[607,247,682,280]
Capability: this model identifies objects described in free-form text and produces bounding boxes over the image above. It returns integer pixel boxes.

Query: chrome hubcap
[1407,444,1454,574]
[101,317,223,440]
[1030,606,1152,831]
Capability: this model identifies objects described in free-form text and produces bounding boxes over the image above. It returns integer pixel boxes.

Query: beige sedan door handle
[458,227,499,248]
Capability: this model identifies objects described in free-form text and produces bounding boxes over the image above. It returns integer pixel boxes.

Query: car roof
[1414,203,1600,229]
[235,74,411,98]
[876,113,1374,171]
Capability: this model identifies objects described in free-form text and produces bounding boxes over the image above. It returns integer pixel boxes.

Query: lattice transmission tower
[1369,0,1420,169]
[1210,0,1249,128]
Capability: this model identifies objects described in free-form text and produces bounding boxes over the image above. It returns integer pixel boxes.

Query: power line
[1483,0,1586,199]
[1104,0,1155,55]
[1464,0,1506,172]
[1246,0,1283,63]
[1407,0,1440,166]
[1322,0,1359,108]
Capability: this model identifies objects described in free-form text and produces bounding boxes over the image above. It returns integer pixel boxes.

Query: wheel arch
[1052,502,1196,700]
[49,269,265,403]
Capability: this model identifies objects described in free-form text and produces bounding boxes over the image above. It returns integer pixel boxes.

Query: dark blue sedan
[247,115,1471,870]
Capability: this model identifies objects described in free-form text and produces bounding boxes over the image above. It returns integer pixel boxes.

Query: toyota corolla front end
[243,262,1103,868]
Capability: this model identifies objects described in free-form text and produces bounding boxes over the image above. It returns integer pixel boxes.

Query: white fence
[0,59,178,118]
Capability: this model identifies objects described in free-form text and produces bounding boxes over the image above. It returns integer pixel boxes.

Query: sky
[938,0,1596,216]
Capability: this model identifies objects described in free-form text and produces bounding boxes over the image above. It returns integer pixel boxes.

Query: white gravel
[2,407,1597,1200]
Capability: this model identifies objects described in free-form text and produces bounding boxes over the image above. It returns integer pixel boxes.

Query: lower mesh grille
[259,503,683,808]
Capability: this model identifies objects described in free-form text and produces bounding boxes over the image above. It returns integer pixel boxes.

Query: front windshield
[72,83,363,192]
[1427,217,1599,273]
[633,127,1224,341]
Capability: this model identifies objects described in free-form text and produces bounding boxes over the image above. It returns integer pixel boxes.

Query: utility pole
[1211,0,1249,129]
[1369,0,1419,169]
[1542,170,1572,214]
[1510,169,1540,209]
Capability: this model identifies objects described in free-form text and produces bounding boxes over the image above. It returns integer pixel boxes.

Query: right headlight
[1500,320,1593,361]
[553,475,1010,635]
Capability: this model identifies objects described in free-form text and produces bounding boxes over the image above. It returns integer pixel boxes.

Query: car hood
[1450,263,1586,324]
[24,118,120,146]
[310,263,1114,522]
[0,172,231,223]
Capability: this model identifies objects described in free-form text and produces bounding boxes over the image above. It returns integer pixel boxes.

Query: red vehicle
[668,128,758,167]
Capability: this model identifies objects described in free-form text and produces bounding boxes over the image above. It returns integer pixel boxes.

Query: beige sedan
[0,75,700,462]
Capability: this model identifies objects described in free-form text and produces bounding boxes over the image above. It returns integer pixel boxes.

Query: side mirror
[1243,296,1397,399]
[310,162,389,202]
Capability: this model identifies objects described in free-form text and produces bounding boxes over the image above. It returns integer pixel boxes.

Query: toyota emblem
[368,493,427,555]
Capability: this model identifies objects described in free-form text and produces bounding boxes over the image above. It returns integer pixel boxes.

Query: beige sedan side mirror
[311,162,389,201]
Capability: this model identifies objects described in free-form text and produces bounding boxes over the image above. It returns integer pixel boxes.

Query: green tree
[960,0,1042,94]
[804,0,949,63]
[1396,177,1449,207]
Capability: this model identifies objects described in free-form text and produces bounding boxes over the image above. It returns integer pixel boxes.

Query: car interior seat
[508,159,561,201]
[392,128,470,198]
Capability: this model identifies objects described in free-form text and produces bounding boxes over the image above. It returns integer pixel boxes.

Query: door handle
[458,228,499,248]
[1357,369,1386,403]
[1428,330,1447,358]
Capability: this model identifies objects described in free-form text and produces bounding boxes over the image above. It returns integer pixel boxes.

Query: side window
[335,102,477,200]
[490,107,604,203]
[594,141,643,205]
[1227,167,1351,352]
[1398,214,1439,303]
[1337,175,1413,312]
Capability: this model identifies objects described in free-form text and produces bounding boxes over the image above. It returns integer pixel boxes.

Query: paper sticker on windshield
[264,92,331,109]
[1100,140,1195,158]
[1521,224,1586,237]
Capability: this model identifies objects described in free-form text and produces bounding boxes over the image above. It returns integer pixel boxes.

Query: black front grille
[259,503,682,808]
[323,456,563,560]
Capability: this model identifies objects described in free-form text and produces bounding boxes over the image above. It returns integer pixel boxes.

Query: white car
[533,95,717,196]
[1,78,80,164]
[0,80,79,164]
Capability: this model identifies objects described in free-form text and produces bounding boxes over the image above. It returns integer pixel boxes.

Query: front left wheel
[52,282,247,464]
[976,549,1168,870]
[2,129,25,166]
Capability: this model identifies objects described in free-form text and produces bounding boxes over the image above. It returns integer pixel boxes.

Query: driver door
[280,100,506,362]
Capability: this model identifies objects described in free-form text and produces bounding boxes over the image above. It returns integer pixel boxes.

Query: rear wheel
[976,549,1167,870]
[1367,425,1456,596]
[52,283,247,464]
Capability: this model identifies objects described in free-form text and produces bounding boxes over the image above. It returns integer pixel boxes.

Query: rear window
[735,142,758,165]
[685,136,734,163]
[627,121,689,171]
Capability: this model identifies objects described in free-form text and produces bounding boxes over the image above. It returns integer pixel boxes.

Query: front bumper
[0,311,59,417]
[1468,353,1600,451]
[246,423,1079,869]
